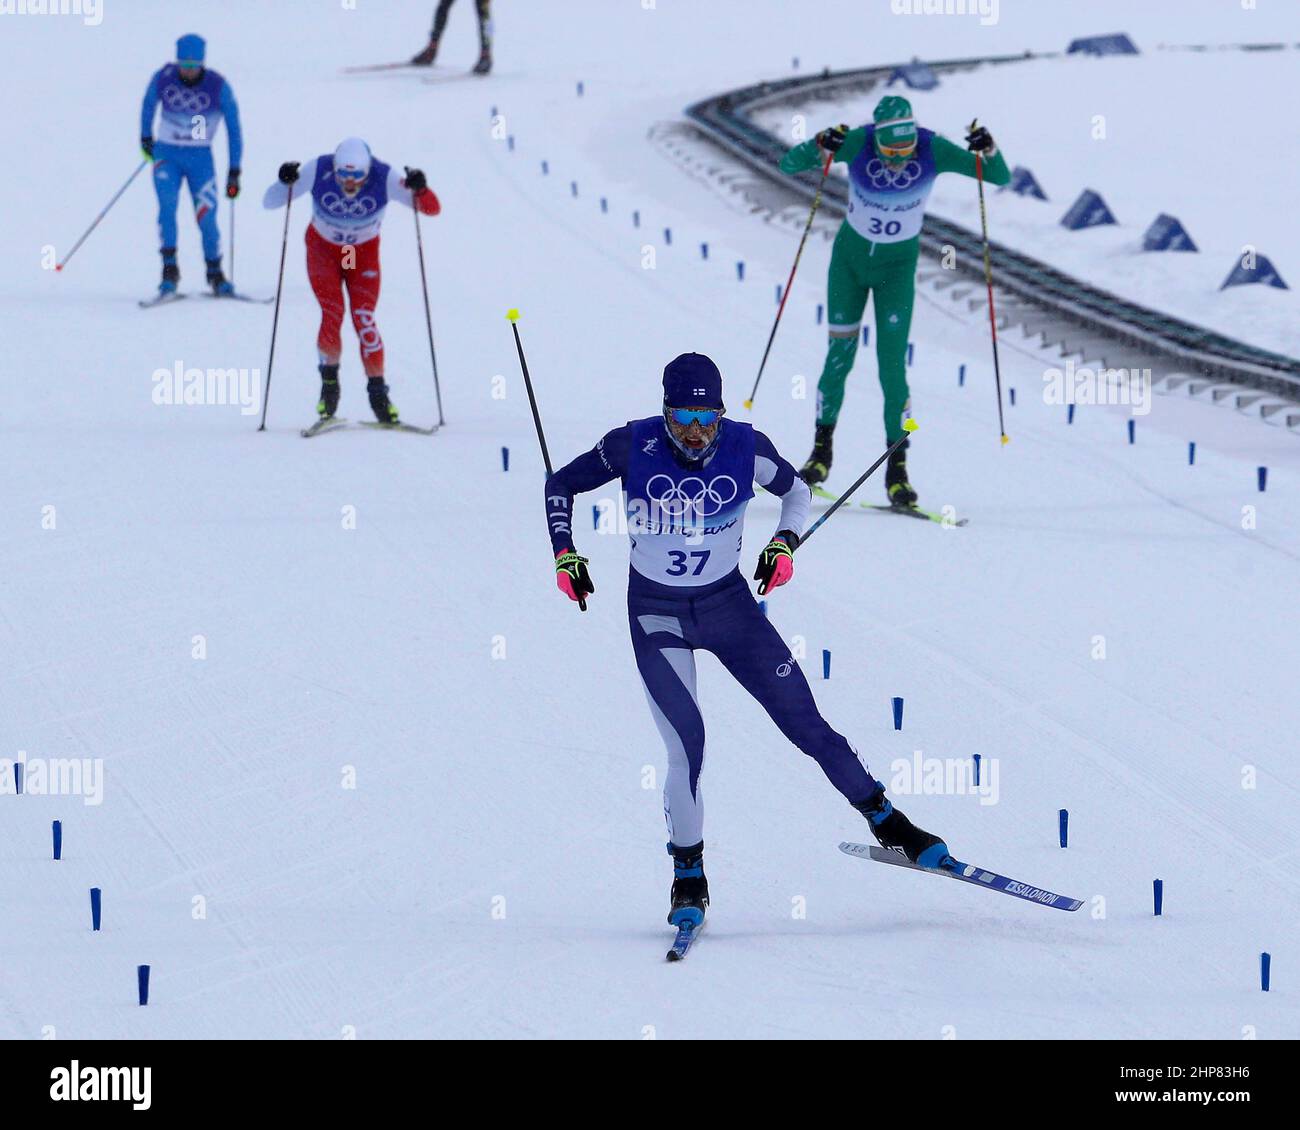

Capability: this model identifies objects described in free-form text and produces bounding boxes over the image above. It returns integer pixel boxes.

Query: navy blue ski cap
[662,353,723,408]
[177,34,206,65]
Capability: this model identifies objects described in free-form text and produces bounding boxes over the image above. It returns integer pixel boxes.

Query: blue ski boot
[667,841,708,928]
[159,247,179,295]
[854,784,949,868]
[205,257,235,297]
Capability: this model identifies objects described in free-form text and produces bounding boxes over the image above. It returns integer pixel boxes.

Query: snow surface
[1,0,1297,1040]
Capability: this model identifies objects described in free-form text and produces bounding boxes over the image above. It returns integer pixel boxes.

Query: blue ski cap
[662,353,724,409]
[176,34,206,66]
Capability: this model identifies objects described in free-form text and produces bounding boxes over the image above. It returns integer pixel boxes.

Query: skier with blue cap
[140,34,244,297]
[543,352,949,945]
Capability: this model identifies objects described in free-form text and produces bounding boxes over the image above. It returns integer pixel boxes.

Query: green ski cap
[873,95,918,153]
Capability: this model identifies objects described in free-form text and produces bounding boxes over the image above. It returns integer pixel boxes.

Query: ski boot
[472,47,492,75]
[854,784,949,869]
[410,36,438,66]
[885,440,918,508]
[800,423,835,486]
[317,364,340,419]
[205,257,234,297]
[667,841,709,928]
[367,376,400,424]
[159,247,179,296]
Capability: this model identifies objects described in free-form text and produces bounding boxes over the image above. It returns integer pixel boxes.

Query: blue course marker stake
[600,197,608,213]
[736,261,745,281]
[758,599,767,618]
[1153,879,1163,916]
[14,760,22,795]
[1009,387,1016,406]
[592,504,600,530]
[892,697,903,731]
[700,242,708,260]
[1261,952,1271,992]
[776,284,782,304]
[501,446,509,472]
[816,304,823,324]
[1128,419,1135,444]
[862,326,870,347]
[1067,404,1076,425]
[822,650,831,679]
[632,210,640,228]
[959,363,965,387]
[793,56,799,69]
[507,135,515,152]
[1258,466,1268,492]
[1188,441,1196,465]
[907,342,914,366]
[52,820,62,861]
[541,160,549,175]
[570,181,578,198]
[1059,809,1069,848]
[90,887,102,931]
[972,754,981,786]
[664,227,672,246]
[577,80,584,96]
[138,964,150,1006]
[490,105,497,118]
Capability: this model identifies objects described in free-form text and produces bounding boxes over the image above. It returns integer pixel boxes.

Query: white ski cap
[333,137,372,179]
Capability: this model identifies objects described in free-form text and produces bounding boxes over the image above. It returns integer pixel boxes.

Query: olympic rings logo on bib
[319,192,379,218]
[864,158,922,189]
[645,474,738,519]
[162,86,212,113]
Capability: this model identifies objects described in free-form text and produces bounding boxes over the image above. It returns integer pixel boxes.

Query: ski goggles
[667,406,722,427]
[877,139,917,159]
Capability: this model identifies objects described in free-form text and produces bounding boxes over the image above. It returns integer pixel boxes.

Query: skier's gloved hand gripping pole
[743,135,839,411]
[257,162,299,431]
[800,419,919,546]
[506,310,592,612]
[968,119,1009,446]
[55,158,151,272]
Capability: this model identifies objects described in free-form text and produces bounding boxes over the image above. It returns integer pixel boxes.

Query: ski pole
[800,420,917,546]
[744,149,834,411]
[506,308,586,613]
[55,159,150,273]
[257,187,295,432]
[409,171,445,427]
[971,121,1009,446]
[229,196,236,286]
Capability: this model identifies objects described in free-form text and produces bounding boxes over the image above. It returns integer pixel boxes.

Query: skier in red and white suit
[263,137,440,424]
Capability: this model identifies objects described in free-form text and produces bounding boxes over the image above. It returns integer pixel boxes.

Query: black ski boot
[159,247,179,295]
[317,364,340,419]
[885,440,918,508]
[205,256,234,297]
[667,841,709,928]
[411,36,438,66]
[854,784,949,869]
[800,423,835,486]
[366,376,400,424]
[472,47,493,75]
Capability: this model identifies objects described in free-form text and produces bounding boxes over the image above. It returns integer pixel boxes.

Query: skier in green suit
[780,95,1008,507]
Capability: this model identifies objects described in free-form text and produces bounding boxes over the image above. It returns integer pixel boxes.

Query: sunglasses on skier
[877,139,916,159]
[667,407,722,427]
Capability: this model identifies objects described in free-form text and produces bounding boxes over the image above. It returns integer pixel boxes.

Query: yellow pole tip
[1001,433,1010,446]
[742,399,753,411]
[902,417,918,433]
[505,308,520,322]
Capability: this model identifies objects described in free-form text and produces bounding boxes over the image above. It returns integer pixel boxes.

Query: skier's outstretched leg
[151,148,182,293]
[872,249,919,505]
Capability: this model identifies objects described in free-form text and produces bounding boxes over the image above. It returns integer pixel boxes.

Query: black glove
[752,530,799,596]
[404,166,427,194]
[816,124,848,153]
[965,123,995,154]
[555,549,594,610]
[278,161,301,185]
[141,136,154,160]
[225,168,240,198]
